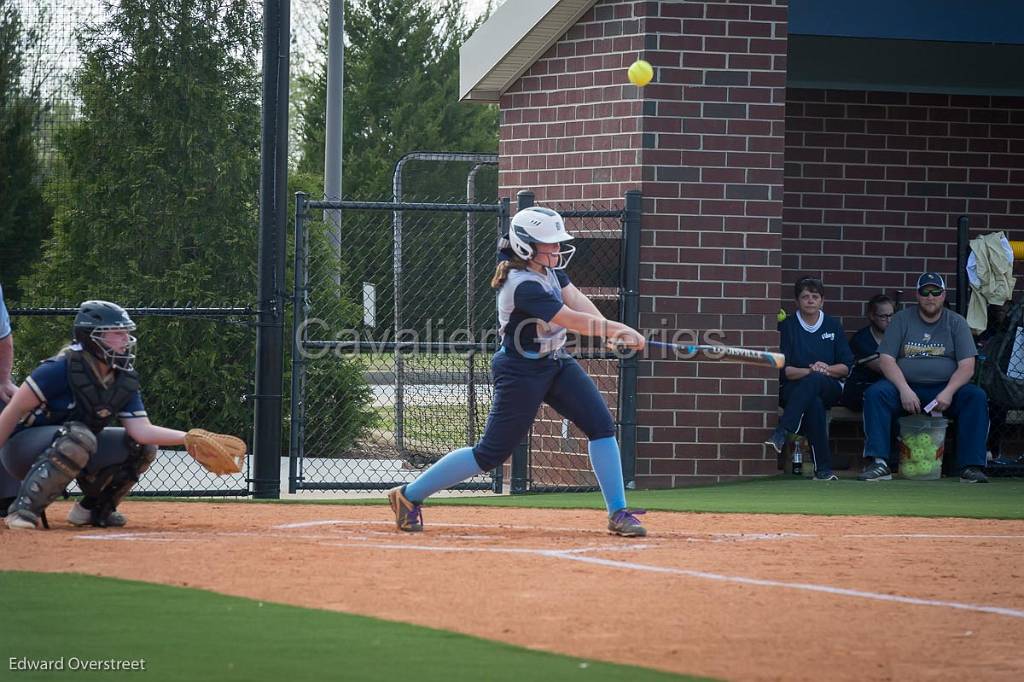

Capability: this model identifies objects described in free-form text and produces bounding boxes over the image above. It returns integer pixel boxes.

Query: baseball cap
[916,272,946,292]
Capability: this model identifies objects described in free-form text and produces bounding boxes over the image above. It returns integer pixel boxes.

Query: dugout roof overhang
[459,0,597,103]
[460,0,1024,104]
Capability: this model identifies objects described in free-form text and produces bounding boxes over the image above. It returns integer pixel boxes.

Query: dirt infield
[3,501,1023,681]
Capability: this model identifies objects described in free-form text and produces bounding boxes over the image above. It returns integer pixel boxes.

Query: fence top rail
[299,199,622,219]
[10,306,255,317]
[302,340,626,360]
[558,209,624,218]
[302,199,502,213]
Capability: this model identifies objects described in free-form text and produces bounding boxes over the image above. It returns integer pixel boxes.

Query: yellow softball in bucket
[627,59,653,87]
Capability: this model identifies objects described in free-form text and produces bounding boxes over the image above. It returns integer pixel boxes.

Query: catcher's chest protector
[66,351,140,432]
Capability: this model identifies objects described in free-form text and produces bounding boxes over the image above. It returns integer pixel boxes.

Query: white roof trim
[460,0,598,103]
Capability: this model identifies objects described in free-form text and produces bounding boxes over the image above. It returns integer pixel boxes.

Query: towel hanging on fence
[966,231,1016,333]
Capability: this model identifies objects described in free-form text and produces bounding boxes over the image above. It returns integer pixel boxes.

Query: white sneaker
[67,501,127,527]
[5,510,41,530]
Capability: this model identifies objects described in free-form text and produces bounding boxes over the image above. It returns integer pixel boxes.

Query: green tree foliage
[0,0,52,302]
[15,0,261,436]
[295,0,498,198]
[292,0,500,345]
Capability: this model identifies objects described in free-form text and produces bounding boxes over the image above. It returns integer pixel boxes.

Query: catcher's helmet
[73,300,137,371]
[508,206,576,269]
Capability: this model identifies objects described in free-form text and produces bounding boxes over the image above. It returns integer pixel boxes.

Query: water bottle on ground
[792,438,803,476]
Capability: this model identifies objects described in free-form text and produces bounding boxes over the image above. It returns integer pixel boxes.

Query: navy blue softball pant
[472,349,616,471]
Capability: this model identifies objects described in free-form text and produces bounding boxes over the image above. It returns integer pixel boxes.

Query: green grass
[147,476,1024,520]
[0,572,705,682]
[435,477,1024,519]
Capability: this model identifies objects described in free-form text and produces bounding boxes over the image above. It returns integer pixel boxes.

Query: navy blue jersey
[20,349,146,430]
[778,313,854,389]
[497,268,571,358]
[848,325,882,386]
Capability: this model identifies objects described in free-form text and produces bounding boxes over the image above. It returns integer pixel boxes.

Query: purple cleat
[387,486,423,532]
[608,508,647,537]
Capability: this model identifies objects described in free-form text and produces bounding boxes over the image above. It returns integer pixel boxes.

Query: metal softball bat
[646,340,785,369]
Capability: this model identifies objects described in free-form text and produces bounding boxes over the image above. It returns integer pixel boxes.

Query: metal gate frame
[289,183,642,494]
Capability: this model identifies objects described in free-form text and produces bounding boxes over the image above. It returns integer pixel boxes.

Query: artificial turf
[0,572,705,682]
[217,475,1024,520]
[438,476,1024,519]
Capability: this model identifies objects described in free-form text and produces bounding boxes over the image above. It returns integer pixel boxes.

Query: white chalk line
[318,540,1024,621]
[559,554,1024,620]
[273,519,1024,543]
[70,525,1024,620]
[320,542,649,556]
[271,519,812,542]
[843,533,1024,540]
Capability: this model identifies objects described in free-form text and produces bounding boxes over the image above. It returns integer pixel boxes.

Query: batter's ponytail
[491,258,529,288]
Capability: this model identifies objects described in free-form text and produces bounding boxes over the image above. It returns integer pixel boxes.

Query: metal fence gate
[289,187,642,494]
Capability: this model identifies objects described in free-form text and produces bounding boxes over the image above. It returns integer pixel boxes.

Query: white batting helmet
[508,207,576,270]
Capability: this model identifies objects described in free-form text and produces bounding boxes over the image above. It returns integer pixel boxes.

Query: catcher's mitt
[184,429,247,475]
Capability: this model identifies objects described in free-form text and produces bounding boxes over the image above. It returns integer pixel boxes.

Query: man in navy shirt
[767,277,853,480]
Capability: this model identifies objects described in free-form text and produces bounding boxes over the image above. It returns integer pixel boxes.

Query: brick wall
[784,90,1024,468]
[633,0,788,487]
[499,0,790,488]
[497,1,646,201]
[783,89,1024,329]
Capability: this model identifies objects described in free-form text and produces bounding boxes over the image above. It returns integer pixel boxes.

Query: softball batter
[388,206,647,536]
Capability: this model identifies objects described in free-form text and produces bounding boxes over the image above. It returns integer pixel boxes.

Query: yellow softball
[627,59,653,87]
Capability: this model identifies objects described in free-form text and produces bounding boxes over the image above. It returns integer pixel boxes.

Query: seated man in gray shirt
[858,273,988,482]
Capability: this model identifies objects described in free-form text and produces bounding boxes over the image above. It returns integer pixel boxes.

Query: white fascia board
[460,0,597,103]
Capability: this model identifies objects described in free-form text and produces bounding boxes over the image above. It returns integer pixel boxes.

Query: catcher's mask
[508,206,576,270]
[73,300,138,371]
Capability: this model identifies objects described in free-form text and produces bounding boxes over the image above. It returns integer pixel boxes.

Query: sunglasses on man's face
[918,288,944,297]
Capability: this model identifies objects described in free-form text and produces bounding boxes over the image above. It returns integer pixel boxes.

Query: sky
[464,0,504,21]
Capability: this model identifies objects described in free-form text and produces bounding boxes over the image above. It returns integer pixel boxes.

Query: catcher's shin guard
[6,422,96,530]
[76,436,156,527]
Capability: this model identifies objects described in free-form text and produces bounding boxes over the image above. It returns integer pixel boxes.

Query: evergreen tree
[17,0,262,435]
[295,0,498,198]
[292,0,500,342]
[0,0,51,302]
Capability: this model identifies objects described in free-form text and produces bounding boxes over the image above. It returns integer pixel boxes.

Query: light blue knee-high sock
[588,436,627,513]
[404,447,483,503]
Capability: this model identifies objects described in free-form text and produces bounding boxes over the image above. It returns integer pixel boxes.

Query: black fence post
[618,191,642,488]
[510,191,535,494]
[288,193,308,495]
[253,0,290,499]
[956,215,970,316]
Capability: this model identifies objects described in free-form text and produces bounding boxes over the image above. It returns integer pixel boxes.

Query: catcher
[0,300,245,530]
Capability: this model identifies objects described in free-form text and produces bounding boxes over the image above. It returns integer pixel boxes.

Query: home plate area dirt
[2,501,1023,681]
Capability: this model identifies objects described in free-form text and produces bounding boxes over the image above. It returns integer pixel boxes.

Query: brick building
[460,0,1024,487]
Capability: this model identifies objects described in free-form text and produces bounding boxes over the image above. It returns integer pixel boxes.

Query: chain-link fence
[976,297,1024,476]
[290,175,641,494]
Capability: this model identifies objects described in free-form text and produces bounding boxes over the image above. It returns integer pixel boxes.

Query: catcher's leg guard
[74,435,156,527]
[6,422,96,530]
